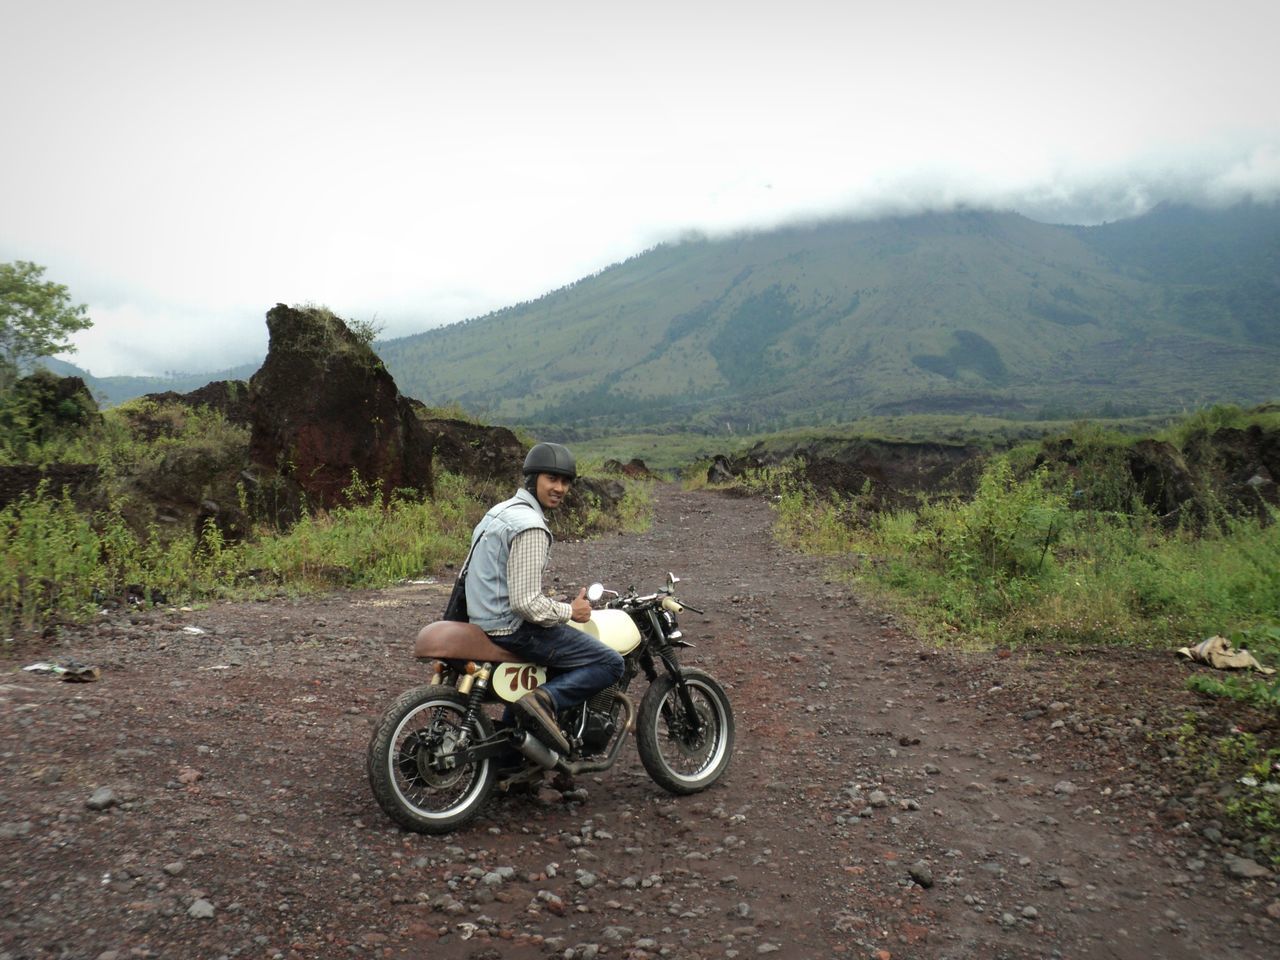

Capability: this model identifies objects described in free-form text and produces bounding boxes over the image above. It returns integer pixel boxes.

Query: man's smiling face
[535,472,571,510]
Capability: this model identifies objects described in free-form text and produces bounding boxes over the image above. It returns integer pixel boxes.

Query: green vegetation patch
[911,330,1008,384]
[707,284,803,388]
[750,410,1280,654]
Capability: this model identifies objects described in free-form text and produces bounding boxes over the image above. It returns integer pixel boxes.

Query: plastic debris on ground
[22,661,102,682]
[1177,635,1276,675]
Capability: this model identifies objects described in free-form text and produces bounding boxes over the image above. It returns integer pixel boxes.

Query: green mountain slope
[378,204,1280,431]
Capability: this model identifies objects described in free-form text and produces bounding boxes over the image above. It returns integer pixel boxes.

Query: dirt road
[2,485,1276,959]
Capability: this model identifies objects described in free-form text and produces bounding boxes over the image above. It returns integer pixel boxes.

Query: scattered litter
[200,664,233,671]
[22,661,101,682]
[182,626,207,636]
[1178,635,1276,674]
[405,578,438,585]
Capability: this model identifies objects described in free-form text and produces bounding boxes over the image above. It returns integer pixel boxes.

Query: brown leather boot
[514,687,570,754]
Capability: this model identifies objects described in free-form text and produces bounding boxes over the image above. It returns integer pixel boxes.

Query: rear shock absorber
[459,662,493,736]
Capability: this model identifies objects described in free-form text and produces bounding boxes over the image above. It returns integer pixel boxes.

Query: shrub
[0,483,102,632]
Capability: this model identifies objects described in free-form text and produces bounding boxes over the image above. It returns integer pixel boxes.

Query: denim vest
[463,488,551,634]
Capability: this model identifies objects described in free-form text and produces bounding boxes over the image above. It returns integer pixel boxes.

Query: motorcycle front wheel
[366,684,495,834]
[636,668,735,794]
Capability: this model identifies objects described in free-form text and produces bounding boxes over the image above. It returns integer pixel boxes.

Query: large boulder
[0,370,100,447]
[248,305,434,512]
[0,373,103,510]
[105,393,252,542]
[602,457,658,480]
[0,463,100,512]
[416,413,523,482]
[1183,425,1280,519]
[143,380,252,429]
[1126,439,1198,520]
[706,438,980,511]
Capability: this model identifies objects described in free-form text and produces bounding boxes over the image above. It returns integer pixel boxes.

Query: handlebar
[586,574,703,615]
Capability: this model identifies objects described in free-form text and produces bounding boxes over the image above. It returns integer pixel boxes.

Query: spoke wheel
[367,685,495,834]
[637,669,735,795]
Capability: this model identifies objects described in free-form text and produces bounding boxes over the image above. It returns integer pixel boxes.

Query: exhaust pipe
[513,729,561,769]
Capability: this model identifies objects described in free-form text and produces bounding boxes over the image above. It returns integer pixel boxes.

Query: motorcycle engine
[580,690,620,752]
[581,706,617,752]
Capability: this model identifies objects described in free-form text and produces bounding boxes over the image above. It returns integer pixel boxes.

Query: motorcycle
[367,573,735,833]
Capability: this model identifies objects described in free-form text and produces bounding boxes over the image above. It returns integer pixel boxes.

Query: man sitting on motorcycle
[464,442,624,753]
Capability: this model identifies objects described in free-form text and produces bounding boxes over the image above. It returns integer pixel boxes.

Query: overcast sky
[2,0,1278,377]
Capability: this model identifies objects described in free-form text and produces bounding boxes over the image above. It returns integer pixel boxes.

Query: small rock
[1224,855,1274,880]
[187,898,215,919]
[163,861,185,877]
[908,861,934,888]
[86,788,119,811]
[1021,906,1038,919]
[1053,781,1078,796]
[868,790,889,808]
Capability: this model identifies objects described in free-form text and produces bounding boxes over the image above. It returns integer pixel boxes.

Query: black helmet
[522,442,577,480]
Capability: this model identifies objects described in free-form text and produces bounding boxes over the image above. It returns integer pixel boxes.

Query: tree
[0,260,92,390]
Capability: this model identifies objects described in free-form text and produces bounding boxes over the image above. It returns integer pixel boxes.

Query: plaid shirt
[490,527,572,634]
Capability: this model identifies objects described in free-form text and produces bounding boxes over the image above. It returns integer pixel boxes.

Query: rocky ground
[2,485,1278,960]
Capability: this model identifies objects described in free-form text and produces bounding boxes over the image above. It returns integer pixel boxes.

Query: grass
[0,473,481,636]
[0,391,657,638]
[230,471,479,589]
[761,452,1280,651]
[2,465,655,638]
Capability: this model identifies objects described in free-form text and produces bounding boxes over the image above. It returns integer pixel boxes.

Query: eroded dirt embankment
[2,485,1277,960]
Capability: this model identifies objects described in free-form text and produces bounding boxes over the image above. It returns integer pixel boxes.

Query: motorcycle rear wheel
[636,668,734,794]
[366,684,495,833]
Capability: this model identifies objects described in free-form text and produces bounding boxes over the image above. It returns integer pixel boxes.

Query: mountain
[375,203,1280,433]
[53,203,1280,428]
[39,359,261,407]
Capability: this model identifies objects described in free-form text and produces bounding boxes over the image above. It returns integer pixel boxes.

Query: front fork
[643,611,705,738]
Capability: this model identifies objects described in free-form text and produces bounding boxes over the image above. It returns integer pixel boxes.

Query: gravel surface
[2,484,1278,959]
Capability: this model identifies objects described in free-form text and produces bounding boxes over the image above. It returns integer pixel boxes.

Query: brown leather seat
[414,620,519,663]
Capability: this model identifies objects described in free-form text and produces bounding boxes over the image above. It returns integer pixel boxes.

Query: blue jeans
[492,621,624,711]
